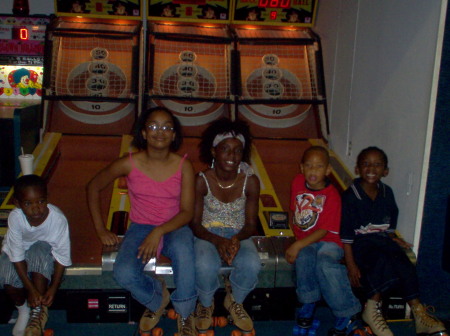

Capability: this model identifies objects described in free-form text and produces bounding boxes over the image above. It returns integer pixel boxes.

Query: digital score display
[0,16,49,61]
[232,0,317,26]
[258,0,290,9]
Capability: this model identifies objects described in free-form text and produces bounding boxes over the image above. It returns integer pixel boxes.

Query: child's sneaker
[224,291,253,332]
[24,306,48,336]
[411,303,446,335]
[362,299,393,336]
[177,313,196,336]
[139,281,170,333]
[296,302,316,328]
[195,300,214,331]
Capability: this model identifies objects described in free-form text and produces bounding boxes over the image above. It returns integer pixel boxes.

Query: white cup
[18,154,34,175]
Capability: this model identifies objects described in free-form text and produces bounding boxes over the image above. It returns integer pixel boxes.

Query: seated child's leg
[315,242,361,319]
[193,238,222,305]
[113,224,165,312]
[229,238,261,303]
[295,244,320,328]
[25,241,54,284]
[295,244,320,305]
[163,225,197,319]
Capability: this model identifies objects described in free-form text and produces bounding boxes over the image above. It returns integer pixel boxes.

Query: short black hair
[302,146,330,164]
[13,174,47,201]
[357,146,389,168]
[199,117,253,165]
[132,106,183,151]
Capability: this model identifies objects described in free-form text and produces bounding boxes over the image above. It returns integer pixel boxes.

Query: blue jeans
[113,223,197,318]
[295,241,361,318]
[194,237,261,306]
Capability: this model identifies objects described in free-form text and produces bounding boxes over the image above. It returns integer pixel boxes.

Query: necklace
[215,173,239,189]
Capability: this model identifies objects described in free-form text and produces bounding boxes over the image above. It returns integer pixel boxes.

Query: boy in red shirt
[286,146,361,335]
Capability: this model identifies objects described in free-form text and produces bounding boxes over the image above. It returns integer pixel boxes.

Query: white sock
[12,302,30,336]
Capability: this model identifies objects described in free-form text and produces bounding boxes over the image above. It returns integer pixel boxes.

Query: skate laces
[196,303,213,320]
[230,301,250,321]
[27,306,46,331]
[371,302,390,332]
[178,314,195,336]
[414,305,442,327]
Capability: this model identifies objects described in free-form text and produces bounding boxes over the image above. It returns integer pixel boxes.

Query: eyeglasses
[146,124,174,132]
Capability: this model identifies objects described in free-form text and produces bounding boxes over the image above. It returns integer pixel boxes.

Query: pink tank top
[126,153,187,225]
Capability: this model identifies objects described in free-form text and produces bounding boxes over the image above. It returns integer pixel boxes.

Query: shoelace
[27,306,44,330]
[372,304,390,331]
[197,304,212,320]
[231,302,249,320]
[415,306,441,327]
[179,316,195,336]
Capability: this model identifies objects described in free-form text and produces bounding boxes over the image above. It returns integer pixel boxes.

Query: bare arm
[42,261,65,307]
[343,242,361,287]
[285,229,327,264]
[234,174,260,241]
[86,156,131,246]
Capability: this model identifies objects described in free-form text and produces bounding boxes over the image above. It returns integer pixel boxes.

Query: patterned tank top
[200,171,250,233]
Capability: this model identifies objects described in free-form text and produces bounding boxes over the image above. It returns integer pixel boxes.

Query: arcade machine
[2,0,143,280]
[0,15,49,193]
[0,14,49,237]
[232,0,328,219]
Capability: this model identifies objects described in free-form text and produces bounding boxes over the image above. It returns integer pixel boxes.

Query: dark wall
[416,4,450,320]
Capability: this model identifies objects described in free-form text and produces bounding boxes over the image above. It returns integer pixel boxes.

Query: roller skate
[24,305,48,336]
[139,281,170,336]
[175,313,196,336]
[362,300,393,336]
[328,314,374,336]
[411,303,448,336]
[223,281,255,336]
[292,303,320,336]
[195,300,216,335]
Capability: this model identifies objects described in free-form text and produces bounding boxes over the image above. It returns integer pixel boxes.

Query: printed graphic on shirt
[294,193,325,231]
[355,223,390,235]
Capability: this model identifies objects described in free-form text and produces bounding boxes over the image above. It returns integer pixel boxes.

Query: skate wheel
[198,331,215,336]
[167,308,178,320]
[152,327,163,336]
[44,329,54,336]
[213,316,228,327]
[231,330,242,336]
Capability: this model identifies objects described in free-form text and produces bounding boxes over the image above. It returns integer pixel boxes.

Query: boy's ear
[354,165,360,176]
[383,167,389,177]
[300,163,304,174]
[326,164,332,176]
[13,197,20,208]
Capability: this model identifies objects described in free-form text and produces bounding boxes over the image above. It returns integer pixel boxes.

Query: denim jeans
[194,237,261,306]
[113,223,197,318]
[295,241,361,318]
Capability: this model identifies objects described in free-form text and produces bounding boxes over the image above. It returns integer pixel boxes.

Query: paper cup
[18,154,34,175]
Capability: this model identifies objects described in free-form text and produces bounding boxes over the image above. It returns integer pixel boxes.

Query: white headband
[213,132,246,148]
